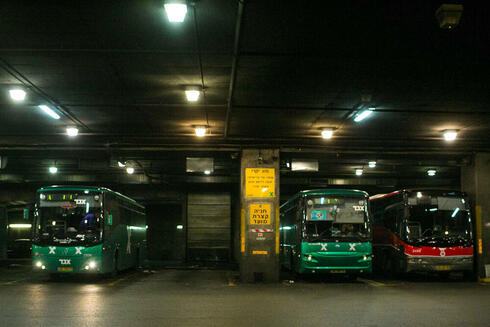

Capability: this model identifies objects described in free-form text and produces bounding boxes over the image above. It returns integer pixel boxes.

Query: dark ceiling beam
[224,0,245,139]
[0,49,229,55]
[0,57,90,130]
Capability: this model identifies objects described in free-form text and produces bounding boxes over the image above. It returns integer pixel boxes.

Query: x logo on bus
[49,246,56,254]
[349,243,356,251]
[321,243,327,251]
[75,247,83,255]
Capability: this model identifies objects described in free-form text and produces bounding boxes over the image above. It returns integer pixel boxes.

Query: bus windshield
[33,192,103,246]
[406,194,471,246]
[304,196,369,241]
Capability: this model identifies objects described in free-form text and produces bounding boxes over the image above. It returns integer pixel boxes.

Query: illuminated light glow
[9,224,32,228]
[128,226,146,231]
[368,161,376,168]
[444,230,449,235]
[417,192,422,198]
[195,126,206,137]
[176,225,184,230]
[204,170,211,175]
[451,207,460,218]
[85,265,90,270]
[118,161,126,168]
[354,108,374,123]
[66,127,79,137]
[38,105,60,120]
[321,128,333,139]
[429,208,438,212]
[9,89,26,101]
[126,167,135,174]
[281,226,292,230]
[88,261,96,269]
[443,130,458,141]
[52,221,56,226]
[355,169,363,176]
[427,169,437,176]
[35,261,42,267]
[261,187,268,192]
[185,90,200,102]
[49,166,58,174]
[41,265,46,270]
[164,3,187,23]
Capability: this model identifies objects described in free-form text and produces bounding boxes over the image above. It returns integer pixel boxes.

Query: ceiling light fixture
[126,167,135,174]
[185,90,200,102]
[49,166,58,174]
[321,128,333,139]
[66,127,79,137]
[368,161,376,168]
[355,169,363,176]
[204,170,211,175]
[427,169,437,176]
[354,107,375,123]
[38,105,60,120]
[443,130,458,141]
[164,1,188,23]
[195,126,206,137]
[9,89,26,101]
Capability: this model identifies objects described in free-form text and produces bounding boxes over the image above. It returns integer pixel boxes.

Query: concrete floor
[0,261,489,327]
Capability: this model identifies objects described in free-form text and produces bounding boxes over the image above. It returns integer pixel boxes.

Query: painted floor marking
[358,278,396,287]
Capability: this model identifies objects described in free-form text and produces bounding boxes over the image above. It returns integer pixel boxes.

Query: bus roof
[281,189,368,208]
[37,185,144,209]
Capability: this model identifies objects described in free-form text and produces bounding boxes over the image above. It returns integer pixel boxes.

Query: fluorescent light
[66,127,78,137]
[355,169,363,176]
[49,166,58,174]
[9,89,26,101]
[185,90,200,102]
[126,167,135,174]
[429,208,438,212]
[443,130,458,141]
[204,170,211,175]
[38,105,60,120]
[321,128,333,139]
[417,192,422,198]
[427,169,436,176]
[195,126,206,137]
[176,225,184,230]
[451,207,460,218]
[368,161,376,168]
[354,108,374,123]
[118,161,126,168]
[9,224,32,228]
[164,3,187,23]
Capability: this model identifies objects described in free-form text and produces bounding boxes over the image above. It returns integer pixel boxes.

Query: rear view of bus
[281,190,372,278]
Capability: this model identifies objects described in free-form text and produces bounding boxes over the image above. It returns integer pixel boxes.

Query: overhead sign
[250,203,271,225]
[245,168,275,198]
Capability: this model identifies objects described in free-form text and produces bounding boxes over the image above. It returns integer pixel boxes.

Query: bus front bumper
[405,256,473,273]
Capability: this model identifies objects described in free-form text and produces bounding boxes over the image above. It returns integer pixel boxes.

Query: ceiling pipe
[224,0,245,139]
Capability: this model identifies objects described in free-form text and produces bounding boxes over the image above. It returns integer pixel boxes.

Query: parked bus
[32,186,146,276]
[280,189,372,278]
[370,190,473,277]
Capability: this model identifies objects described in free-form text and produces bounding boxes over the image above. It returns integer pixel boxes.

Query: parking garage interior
[0,1,489,326]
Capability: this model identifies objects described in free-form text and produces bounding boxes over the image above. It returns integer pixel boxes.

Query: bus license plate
[435,265,451,271]
[57,267,73,272]
[330,270,346,274]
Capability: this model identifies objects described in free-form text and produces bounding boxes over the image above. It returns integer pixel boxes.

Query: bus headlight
[35,261,42,267]
[85,261,97,270]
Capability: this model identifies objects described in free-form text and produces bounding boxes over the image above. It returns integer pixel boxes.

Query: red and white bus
[370,190,474,277]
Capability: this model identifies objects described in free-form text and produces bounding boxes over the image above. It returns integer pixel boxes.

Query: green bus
[280,189,372,278]
[32,186,146,276]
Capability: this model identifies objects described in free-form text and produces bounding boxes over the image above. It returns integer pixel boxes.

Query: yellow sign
[252,250,268,255]
[250,203,271,225]
[245,168,275,198]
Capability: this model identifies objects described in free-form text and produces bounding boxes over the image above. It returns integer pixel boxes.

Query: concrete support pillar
[461,153,490,280]
[240,149,280,282]
[0,206,7,260]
